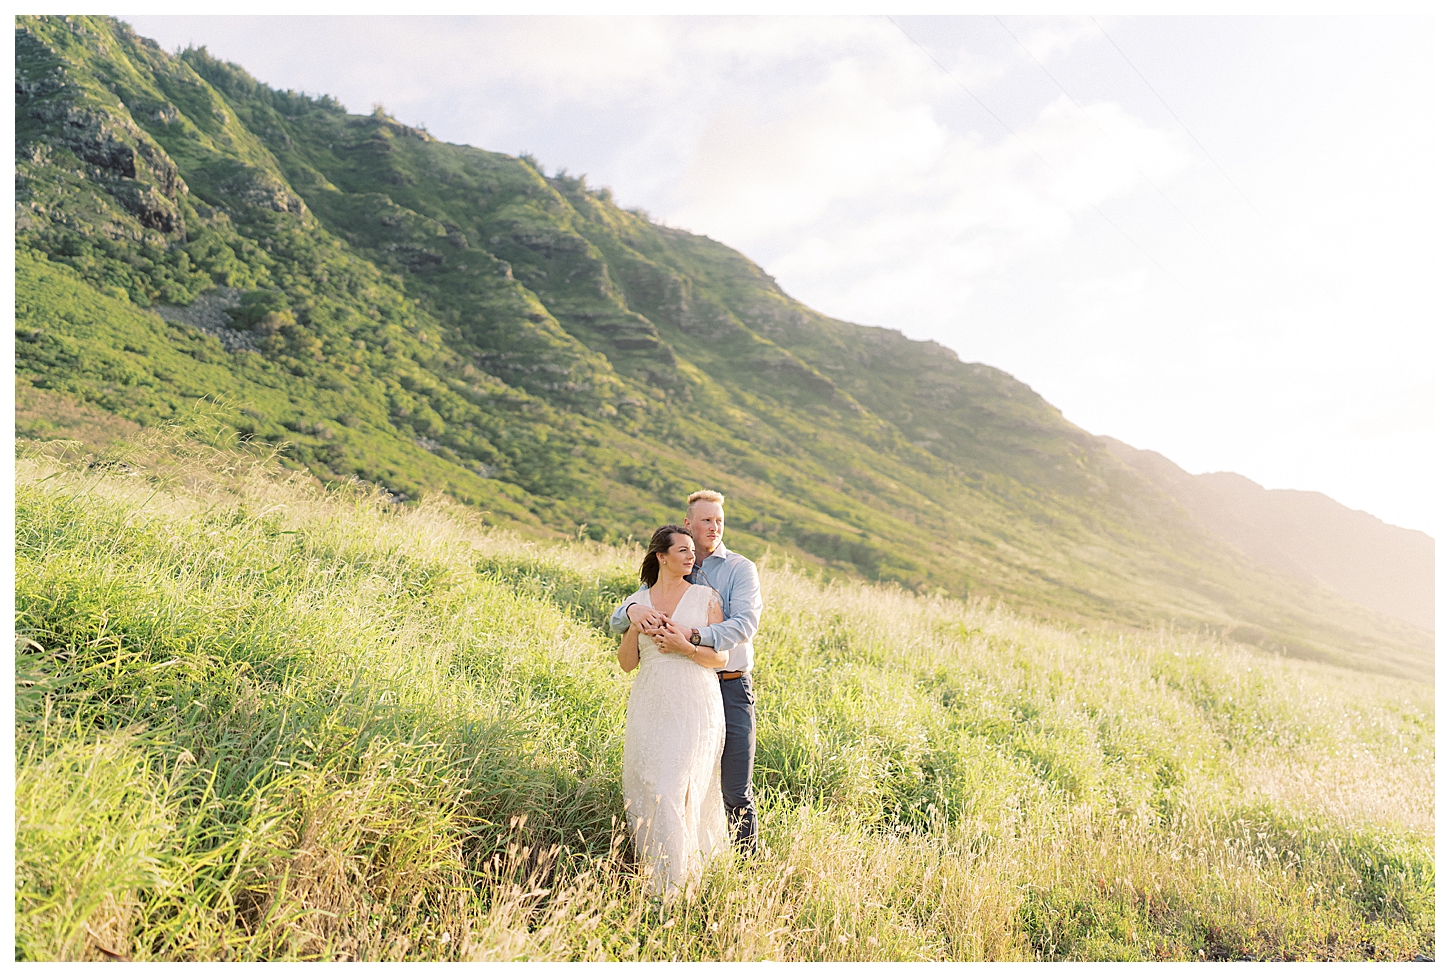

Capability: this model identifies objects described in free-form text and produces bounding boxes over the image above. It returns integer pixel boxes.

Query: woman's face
[658,533,696,578]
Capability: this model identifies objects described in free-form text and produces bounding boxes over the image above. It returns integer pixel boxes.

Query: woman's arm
[690,640,728,670]
[652,619,728,669]
[617,623,641,673]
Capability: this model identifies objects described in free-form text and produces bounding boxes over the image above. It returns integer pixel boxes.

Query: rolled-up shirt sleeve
[608,586,649,634]
[698,560,761,653]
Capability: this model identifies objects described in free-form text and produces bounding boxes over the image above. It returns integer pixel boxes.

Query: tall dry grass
[13,426,1434,960]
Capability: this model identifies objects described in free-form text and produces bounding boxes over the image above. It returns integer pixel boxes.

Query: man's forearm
[698,612,757,652]
[698,566,762,651]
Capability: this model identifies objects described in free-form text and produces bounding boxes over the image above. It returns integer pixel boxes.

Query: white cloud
[666,62,948,243]
[917,14,1098,91]
[743,92,1192,338]
[1017,17,1100,65]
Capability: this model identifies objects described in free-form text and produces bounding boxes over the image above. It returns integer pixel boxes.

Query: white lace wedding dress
[622,583,729,897]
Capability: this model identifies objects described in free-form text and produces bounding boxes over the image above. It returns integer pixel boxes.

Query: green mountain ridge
[13,15,1432,681]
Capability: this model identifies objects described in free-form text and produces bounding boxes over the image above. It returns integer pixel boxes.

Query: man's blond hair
[686,489,725,517]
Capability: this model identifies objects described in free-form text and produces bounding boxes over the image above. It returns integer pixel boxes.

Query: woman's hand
[653,621,694,655]
[627,603,672,636]
[655,620,728,669]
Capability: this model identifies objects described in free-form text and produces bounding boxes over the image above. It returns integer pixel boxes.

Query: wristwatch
[690,628,702,646]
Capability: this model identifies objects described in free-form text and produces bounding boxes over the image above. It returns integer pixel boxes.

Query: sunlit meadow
[14,424,1433,961]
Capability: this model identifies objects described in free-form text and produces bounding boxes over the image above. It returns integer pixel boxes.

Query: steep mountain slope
[1104,438,1434,631]
[13,15,1432,680]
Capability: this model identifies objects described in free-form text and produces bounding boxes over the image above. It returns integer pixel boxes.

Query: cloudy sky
[123,14,1438,534]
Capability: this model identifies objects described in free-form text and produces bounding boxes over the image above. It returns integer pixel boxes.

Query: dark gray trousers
[719,672,758,851]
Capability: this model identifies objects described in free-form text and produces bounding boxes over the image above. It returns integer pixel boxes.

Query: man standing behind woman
[610,490,764,853]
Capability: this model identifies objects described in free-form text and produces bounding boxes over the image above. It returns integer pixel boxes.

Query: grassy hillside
[14,427,1434,960]
[14,14,1431,681]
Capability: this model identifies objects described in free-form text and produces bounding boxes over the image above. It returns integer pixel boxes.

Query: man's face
[685,501,725,555]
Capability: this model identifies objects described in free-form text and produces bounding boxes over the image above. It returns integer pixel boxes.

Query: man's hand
[654,620,695,655]
[626,603,671,635]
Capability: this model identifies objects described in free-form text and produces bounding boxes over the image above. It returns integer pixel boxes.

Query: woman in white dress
[617,525,729,898]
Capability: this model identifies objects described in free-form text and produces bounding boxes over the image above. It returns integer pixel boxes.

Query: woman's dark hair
[640,524,690,587]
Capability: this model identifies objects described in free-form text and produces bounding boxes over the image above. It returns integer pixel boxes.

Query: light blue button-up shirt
[609,541,763,673]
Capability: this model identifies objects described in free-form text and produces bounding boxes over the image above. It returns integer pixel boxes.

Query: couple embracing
[610,490,763,897]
